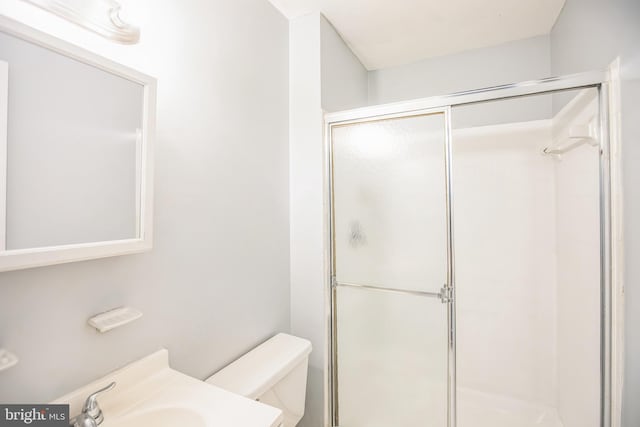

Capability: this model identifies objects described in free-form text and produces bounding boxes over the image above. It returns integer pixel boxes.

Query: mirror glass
[0,29,144,251]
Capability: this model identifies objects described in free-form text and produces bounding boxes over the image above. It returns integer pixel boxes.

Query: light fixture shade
[22,0,140,44]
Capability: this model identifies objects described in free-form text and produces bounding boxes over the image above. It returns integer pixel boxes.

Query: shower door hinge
[439,285,453,303]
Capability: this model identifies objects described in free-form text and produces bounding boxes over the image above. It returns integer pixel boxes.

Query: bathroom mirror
[0,16,155,272]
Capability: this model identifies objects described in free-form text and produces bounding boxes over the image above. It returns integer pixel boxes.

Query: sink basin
[107,408,207,427]
[53,350,282,427]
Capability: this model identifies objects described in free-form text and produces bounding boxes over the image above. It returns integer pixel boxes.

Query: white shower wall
[455,97,600,426]
[453,121,558,408]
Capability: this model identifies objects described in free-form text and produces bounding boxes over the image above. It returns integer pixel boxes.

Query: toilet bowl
[206,333,312,427]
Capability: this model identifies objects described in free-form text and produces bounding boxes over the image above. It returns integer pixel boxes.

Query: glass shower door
[330,109,454,427]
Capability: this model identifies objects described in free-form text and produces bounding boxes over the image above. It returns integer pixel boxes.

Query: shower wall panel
[452,121,559,408]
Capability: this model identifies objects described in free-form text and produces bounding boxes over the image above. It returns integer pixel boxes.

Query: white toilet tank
[206,333,312,427]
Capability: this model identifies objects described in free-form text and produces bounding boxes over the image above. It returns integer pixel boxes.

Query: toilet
[206,333,312,426]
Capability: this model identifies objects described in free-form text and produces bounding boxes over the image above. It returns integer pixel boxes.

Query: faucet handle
[82,382,116,425]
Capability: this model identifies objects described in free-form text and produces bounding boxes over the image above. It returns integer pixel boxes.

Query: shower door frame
[324,69,619,427]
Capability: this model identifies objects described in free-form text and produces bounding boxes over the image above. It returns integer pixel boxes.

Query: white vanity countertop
[53,349,283,427]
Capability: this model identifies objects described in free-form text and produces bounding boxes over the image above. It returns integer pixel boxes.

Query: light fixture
[22,0,140,44]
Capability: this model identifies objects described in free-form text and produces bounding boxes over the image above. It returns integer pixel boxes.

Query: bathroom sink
[53,350,283,427]
[106,407,207,427]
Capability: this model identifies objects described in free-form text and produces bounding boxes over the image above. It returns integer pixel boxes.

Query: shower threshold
[458,387,563,427]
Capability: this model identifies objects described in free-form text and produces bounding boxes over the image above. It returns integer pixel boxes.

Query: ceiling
[268,0,565,70]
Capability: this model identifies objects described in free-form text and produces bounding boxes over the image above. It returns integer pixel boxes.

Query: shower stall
[324,71,618,427]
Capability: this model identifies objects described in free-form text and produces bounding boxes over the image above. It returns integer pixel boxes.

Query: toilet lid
[205,333,312,399]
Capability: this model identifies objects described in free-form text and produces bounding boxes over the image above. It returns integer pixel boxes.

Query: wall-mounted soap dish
[88,307,142,333]
[0,349,18,372]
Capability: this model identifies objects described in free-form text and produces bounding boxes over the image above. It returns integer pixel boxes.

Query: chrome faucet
[71,382,116,427]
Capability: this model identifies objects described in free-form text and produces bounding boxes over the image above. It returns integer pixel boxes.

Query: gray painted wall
[289,13,369,427]
[320,16,368,113]
[289,13,324,427]
[0,0,290,403]
[368,35,551,104]
[550,1,640,425]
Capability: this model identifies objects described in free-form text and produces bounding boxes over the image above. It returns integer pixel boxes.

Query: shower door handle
[439,285,453,303]
[332,279,453,304]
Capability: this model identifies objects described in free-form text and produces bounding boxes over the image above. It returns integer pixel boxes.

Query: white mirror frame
[0,15,155,272]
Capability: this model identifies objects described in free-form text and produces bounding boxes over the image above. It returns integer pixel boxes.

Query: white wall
[289,12,368,427]
[0,0,290,403]
[549,2,640,425]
